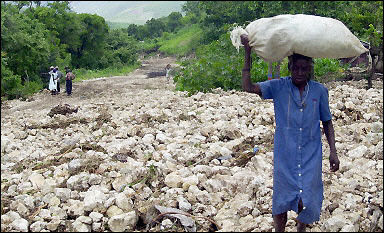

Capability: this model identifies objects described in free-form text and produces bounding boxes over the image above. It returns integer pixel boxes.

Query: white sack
[230,14,369,62]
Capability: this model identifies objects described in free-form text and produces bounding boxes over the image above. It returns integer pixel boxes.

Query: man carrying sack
[234,14,368,232]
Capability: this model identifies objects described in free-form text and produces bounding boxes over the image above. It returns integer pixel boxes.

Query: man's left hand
[329,152,339,172]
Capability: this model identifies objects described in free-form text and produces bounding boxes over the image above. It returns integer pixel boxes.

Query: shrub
[173,31,268,95]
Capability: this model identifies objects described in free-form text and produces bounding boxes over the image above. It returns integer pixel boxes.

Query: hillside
[70,1,185,25]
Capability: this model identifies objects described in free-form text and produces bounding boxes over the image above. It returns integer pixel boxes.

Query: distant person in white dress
[48,66,58,95]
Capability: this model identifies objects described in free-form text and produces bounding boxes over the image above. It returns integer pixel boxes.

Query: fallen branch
[28,202,48,220]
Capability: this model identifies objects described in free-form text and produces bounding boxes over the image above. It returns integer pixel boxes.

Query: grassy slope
[158,24,203,57]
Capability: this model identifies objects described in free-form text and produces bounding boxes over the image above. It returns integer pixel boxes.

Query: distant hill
[69,1,185,25]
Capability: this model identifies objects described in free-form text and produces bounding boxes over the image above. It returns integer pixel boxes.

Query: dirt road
[1,56,178,117]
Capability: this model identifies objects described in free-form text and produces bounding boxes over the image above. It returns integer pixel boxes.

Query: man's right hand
[240,34,251,51]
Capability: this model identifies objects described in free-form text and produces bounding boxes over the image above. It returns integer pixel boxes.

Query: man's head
[288,53,314,86]
[50,66,54,71]
[55,66,59,70]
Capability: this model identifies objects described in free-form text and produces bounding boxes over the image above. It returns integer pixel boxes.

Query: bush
[173,31,268,95]
[1,74,42,100]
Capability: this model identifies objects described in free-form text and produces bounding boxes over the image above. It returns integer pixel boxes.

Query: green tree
[1,2,51,82]
[146,18,166,38]
[127,24,139,37]
[104,29,138,66]
[71,13,108,69]
[167,12,183,32]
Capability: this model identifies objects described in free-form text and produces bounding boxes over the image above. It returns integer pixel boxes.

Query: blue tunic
[258,77,332,224]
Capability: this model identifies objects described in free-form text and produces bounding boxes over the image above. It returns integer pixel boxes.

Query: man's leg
[66,80,70,95]
[297,199,307,232]
[69,80,72,95]
[273,212,287,232]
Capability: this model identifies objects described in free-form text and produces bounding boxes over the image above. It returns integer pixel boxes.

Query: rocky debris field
[1,56,383,232]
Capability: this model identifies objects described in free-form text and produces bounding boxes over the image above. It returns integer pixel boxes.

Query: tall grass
[158,24,203,56]
[72,63,141,82]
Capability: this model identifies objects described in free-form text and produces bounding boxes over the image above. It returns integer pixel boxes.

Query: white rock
[92,222,102,231]
[29,173,46,189]
[67,200,85,216]
[46,217,61,231]
[177,196,192,212]
[107,211,138,232]
[89,212,104,222]
[83,189,107,212]
[321,215,348,232]
[142,134,155,145]
[156,133,167,143]
[5,211,21,222]
[164,172,183,188]
[30,221,47,232]
[50,206,67,220]
[49,196,60,207]
[161,218,173,229]
[10,218,29,232]
[72,219,91,232]
[66,173,89,191]
[347,145,368,159]
[54,188,72,201]
[115,192,134,211]
[39,209,51,220]
[77,216,93,224]
[340,224,358,232]
[68,159,85,173]
[182,175,199,191]
[106,205,124,218]
[371,121,383,133]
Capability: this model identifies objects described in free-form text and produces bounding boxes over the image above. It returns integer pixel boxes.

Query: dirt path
[1,56,178,118]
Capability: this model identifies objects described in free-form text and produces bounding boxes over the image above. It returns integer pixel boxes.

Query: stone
[107,205,124,218]
[30,221,47,232]
[83,189,107,212]
[10,218,29,232]
[89,212,104,222]
[321,215,348,232]
[164,172,183,188]
[54,188,72,202]
[107,211,138,232]
[115,192,134,211]
[29,173,46,189]
[72,219,91,232]
[347,145,368,159]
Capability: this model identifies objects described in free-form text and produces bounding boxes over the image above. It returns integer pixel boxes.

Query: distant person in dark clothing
[65,66,75,96]
[55,66,64,93]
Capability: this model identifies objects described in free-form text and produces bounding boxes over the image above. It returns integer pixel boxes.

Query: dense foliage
[173,1,383,94]
[125,12,184,41]
[1,1,139,100]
